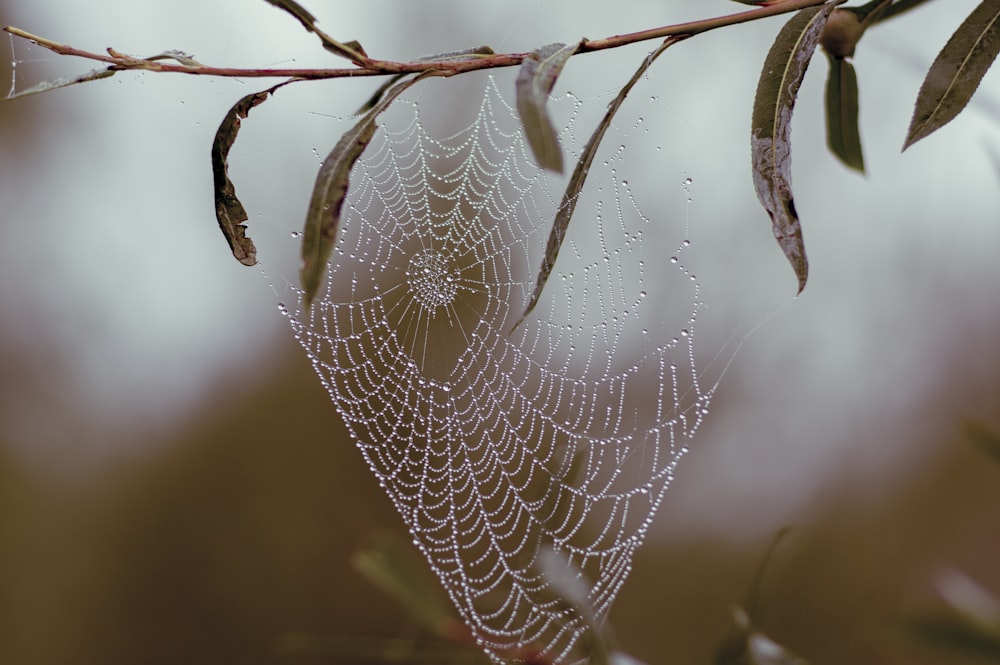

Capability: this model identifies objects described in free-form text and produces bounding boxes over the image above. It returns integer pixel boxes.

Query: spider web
[274,73,712,664]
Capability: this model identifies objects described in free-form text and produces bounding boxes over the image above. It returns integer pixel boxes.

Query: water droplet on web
[279,76,715,664]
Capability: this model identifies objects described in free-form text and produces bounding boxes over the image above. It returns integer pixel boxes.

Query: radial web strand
[275,74,712,664]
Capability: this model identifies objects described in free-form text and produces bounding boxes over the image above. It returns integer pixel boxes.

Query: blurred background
[0,1,998,663]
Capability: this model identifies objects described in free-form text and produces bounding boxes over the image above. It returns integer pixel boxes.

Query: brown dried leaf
[211,82,290,266]
[751,5,836,294]
[300,71,437,309]
[513,38,681,330]
[516,42,580,172]
[262,0,366,61]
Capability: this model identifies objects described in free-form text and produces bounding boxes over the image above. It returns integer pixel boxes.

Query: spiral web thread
[279,75,711,664]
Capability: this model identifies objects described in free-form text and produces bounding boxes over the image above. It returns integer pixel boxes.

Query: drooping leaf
[212,82,291,266]
[5,66,115,100]
[262,0,367,61]
[356,47,495,115]
[537,547,613,665]
[751,4,835,294]
[516,42,580,173]
[907,615,1000,660]
[907,569,1000,659]
[300,71,436,309]
[352,533,465,639]
[513,37,682,330]
[715,606,810,665]
[903,0,1000,150]
[824,53,865,172]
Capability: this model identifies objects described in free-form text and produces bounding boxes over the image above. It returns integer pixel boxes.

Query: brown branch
[4,0,832,84]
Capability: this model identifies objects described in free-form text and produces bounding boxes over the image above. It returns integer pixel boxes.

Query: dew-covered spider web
[272,73,714,664]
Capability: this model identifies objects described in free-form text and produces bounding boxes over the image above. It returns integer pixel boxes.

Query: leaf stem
[4,0,833,85]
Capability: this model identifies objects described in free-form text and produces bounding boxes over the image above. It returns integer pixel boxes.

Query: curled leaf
[212,82,292,266]
[903,0,1000,150]
[514,37,681,330]
[300,71,436,309]
[516,41,580,172]
[751,5,835,294]
[824,53,865,172]
[262,0,367,62]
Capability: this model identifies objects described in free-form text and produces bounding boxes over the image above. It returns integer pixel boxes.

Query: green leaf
[351,533,462,639]
[751,4,836,294]
[516,42,580,173]
[513,37,681,330]
[211,82,292,267]
[903,0,1000,150]
[300,71,436,309]
[824,53,865,172]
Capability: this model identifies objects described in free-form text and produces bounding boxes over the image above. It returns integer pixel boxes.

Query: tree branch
[4,0,833,84]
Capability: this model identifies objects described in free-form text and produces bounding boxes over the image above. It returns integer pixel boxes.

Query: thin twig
[4,0,831,83]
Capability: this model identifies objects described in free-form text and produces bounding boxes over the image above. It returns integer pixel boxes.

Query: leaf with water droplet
[514,38,679,330]
[212,81,292,267]
[751,4,835,294]
[301,71,437,309]
[516,41,580,173]
[824,53,864,172]
[903,0,1000,151]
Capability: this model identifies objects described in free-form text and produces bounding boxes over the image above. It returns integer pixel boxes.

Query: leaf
[824,53,865,172]
[300,71,436,309]
[963,420,1000,462]
[750,4,835,294]
[352,533,464,639]
[211,82,291,266]
[356,48,495,114]
[537,547,614,665]
[907,615,1000,660]
[516,42,580,172]
[5,66,115,100]
[903,0,1000,150]
[907,569,1000,660]
[715,606,810,665]
[513,37,681,330]
[262,0,367,61]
